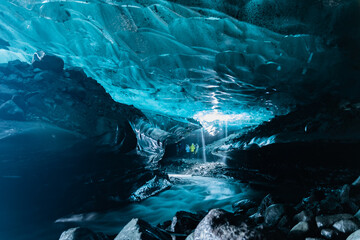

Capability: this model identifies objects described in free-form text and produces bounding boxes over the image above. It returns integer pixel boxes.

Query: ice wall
[0,0,350,130]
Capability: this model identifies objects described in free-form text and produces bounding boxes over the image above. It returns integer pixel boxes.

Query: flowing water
[56,173,265,235]
[1,157,265,239]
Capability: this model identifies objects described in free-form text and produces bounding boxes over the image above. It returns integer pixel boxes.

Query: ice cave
[0,0,360,239]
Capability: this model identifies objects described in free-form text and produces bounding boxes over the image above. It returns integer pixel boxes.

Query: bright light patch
[194,110,251,123]
[193,110,252,135]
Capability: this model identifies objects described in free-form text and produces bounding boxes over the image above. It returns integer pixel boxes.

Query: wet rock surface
[170,211,205,237]
[264,204,286,226]
[232,199,257,214]
[114,218,171,240]
[192,209,266,240]
[59,227,109,240]
[129,172,172,202]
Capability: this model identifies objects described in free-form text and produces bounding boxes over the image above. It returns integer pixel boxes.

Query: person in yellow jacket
[190,143,195,155]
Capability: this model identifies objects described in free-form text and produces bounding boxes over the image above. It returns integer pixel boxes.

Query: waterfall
[201,128,207,162]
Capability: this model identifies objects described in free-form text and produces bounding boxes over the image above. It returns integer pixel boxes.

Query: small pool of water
[56,174,265,235]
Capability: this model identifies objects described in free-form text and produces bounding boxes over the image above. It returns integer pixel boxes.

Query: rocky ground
[59,175,360,240]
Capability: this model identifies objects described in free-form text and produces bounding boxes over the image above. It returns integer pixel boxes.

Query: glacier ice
[0,0,346,130]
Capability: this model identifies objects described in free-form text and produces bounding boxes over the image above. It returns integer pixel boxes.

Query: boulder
[115,218,171,240]
[248,212,263,224]
[289,221,310,237]
[347,229,360,240]
[340,184,351,203]
[318,195,343,214]
[264,204,286,226]
[232,199,257,213]
[157,220,172,231]
[170,211,204,235]
[129,174,172,202]
[315,214,353,228]
[294,210,314,223]
[343,200,359,214]
[59,227,109,240]
[193,209,248,240]
[246,207,258,217]
[333,219,359,233]
[354,209,360,220]
[185,233,194,240]
[258,194,274,216]
[278,215,290,229]
[302,189,325,206]
[320,228,338,239]
[32,51,64,73]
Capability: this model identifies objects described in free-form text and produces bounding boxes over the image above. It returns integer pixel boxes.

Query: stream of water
[56,173,264,235]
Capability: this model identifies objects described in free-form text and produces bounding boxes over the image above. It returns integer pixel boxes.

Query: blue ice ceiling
[0,0,341,129]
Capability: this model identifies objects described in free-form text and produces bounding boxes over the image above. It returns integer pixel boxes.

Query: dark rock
[278,215,290,229]
[246,207,258,217]
[320,228,338,239]
[294,210,314,223]
[193,209,249,240]
[0,99,24,120]
[114,218,171,240]
[129,174,171,202]
[264,204,285,226]
[316,214,354,228]
[342,200,359,214]
[354,209,360,220]
[258,194,275,216]
[170,211,204,236]
[310,190,326,202]
[232,199,257,213]
[249,212,263,224]
[352,176,360,187]
[32,51,64,73]
[333,219,359,233]
[347,229,360,240]
[59,227,109,240]
[340,184,351,203]
[318,195,343,214]
[289,221,310,238]
[157,220,172,231]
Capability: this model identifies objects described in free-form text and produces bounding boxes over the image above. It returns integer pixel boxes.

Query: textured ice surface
[0,0,344,130]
